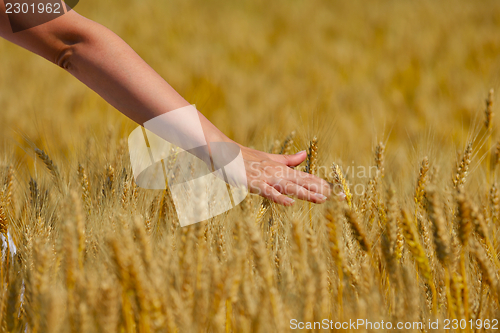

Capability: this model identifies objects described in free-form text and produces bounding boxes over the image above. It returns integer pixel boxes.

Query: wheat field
[1,0,500,332]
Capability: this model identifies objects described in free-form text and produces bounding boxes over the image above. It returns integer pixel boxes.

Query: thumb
[270,150,307,167]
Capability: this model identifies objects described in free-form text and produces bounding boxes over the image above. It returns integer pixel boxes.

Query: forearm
[64,17,232,151]
[65,19,187,124]
[0,8,230,146]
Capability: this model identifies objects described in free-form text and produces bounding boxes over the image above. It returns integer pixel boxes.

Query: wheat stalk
[401,209,436,311]
[453,142,473,190]
[344,208,370,253]
[35,148,64,193]
[331,163,353,209]
[305,137,318,175]
[375,142,385,178]
[279,130,296,155]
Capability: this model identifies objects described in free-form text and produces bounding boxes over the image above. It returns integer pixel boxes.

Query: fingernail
[284,197,295,205]
[315,193,327,200]
[296,150,306,155]
[338,192,346,199]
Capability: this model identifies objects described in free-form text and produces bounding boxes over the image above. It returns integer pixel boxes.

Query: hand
[240,146,332,206]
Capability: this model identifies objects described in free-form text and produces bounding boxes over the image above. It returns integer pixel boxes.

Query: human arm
[0,3,331,205]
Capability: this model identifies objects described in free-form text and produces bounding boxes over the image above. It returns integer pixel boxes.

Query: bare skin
[0,2,331,206]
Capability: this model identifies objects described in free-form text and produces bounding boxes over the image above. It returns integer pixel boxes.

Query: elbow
[54,33,88,71]
[55,44,74,70]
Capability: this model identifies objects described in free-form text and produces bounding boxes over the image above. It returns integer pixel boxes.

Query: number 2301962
[5,2,62,14]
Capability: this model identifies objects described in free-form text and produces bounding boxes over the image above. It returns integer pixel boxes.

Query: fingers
[265,159,330,195]
[269,150,307,167]
[245,149,333,205]
[266,152,330,196]
[271,178,328,204]
[254,181,295,206]
[250,177,328,205]
[283,168,331,196]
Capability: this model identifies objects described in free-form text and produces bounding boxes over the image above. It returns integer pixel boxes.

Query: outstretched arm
[0,3,332,205]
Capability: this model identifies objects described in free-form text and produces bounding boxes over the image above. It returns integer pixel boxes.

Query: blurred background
[1,2,500,330]
[1,0,500,195]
